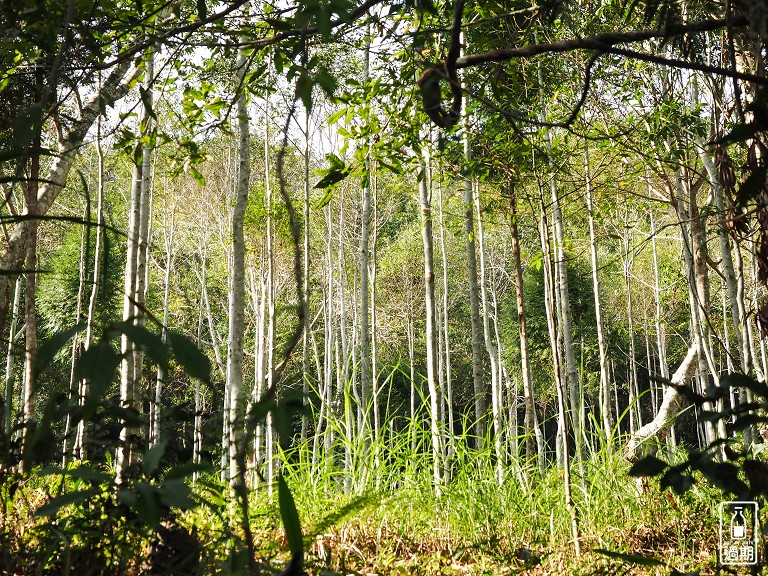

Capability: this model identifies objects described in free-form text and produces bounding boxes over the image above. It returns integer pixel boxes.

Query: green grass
[266,410,723,575]
[0,403,731,575]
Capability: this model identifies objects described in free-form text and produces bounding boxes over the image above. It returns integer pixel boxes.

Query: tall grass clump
[274,389,719,574]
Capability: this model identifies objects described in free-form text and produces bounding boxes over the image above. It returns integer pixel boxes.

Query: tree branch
[456,16,748,70]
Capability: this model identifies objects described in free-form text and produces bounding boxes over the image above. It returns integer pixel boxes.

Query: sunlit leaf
[34,488,100,518]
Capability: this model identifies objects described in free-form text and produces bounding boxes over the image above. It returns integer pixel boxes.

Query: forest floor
[223,446,726,575]
[0,446,743,575]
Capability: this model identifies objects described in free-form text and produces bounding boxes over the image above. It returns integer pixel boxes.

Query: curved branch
[419,0,465,129]
[456,16,748,69]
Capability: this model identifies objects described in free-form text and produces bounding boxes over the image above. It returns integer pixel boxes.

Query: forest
[2,0,768,574]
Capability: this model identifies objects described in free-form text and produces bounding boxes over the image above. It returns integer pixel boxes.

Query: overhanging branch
[456,16,749,71]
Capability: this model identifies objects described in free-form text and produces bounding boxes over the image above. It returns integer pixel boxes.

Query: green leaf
[716,122,763,145]
[734,413,768,430]
[135,481,162,528]
[168,330,211,383]
[246,396,276,427]
[143,438,168,476]
[138,86,156,120]
[34,324,85,379]
[74,341,121,404]
[628,455,667,477]
[327,108,346,125]
[158,479,194,508]
[278,472,303,561]
[164,462,214,481]
[12,103,43,147]
[264,17,293,31]
[315,167,349,190]
[297,71,314,113]
[196,0,207,20]
[109,322,169,372]
[737,165,768,209]
[314,67,338,98]
[315,188,334,210]
[117,489,137,507]
[721,373,768,401]
[189,165,206,186]
[35,488,100,518]
[592,549,663,567]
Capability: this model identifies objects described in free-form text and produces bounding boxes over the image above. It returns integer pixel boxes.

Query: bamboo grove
[3,0,768,572]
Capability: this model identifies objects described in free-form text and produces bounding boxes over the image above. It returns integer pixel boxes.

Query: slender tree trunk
[623,217,640,434]
[540,194,579,554]
[475,186,503,484]
[371,171,380,454]
[248,264,266,486]
[265,88,277,497]
[407,295,416,453]
[3,278,21,444]
[302,103,311,440]
[625,344,699,460]
[193,258,206,483]
[0,61,138,340]
[585,144,612,443]
[461,62,485,446]
[539,204,562,465]
[418,144,442,490]
[313,200,334,473]
[337,187,352,489]
[491,290,514,461]
[649,209,670,384]
[63,199,89,464]
[437,166,453,440]
[116,51,153,484]
[675,167,718,446]
[546,144,581,449]
[133,104,154,393]
[20,73,43,473]
[75,109,106,461]
[227,51,250,490]
[359,35,372,434]
[151,206,175,448]
[510,183,544,470]
[200,263,225,381]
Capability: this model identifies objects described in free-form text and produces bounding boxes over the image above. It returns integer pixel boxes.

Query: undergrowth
[1,421,724,575]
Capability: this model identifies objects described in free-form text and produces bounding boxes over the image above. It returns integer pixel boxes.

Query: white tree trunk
[475,187,503,484]
[116,51,153,484]
[510,184,544,471]
[0,61,138,340]
[3,278,21,443]
[540,197,580,555]
[63,200,88,464]
[226,50,250,490]
[359,34,372,433]
[151,205,175,448]
[75,110,107,461]
[461,81,485,447]
[437,167,454,439]
[418,144,443,490]
[585,143,612,443]
[625,343,699,460]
